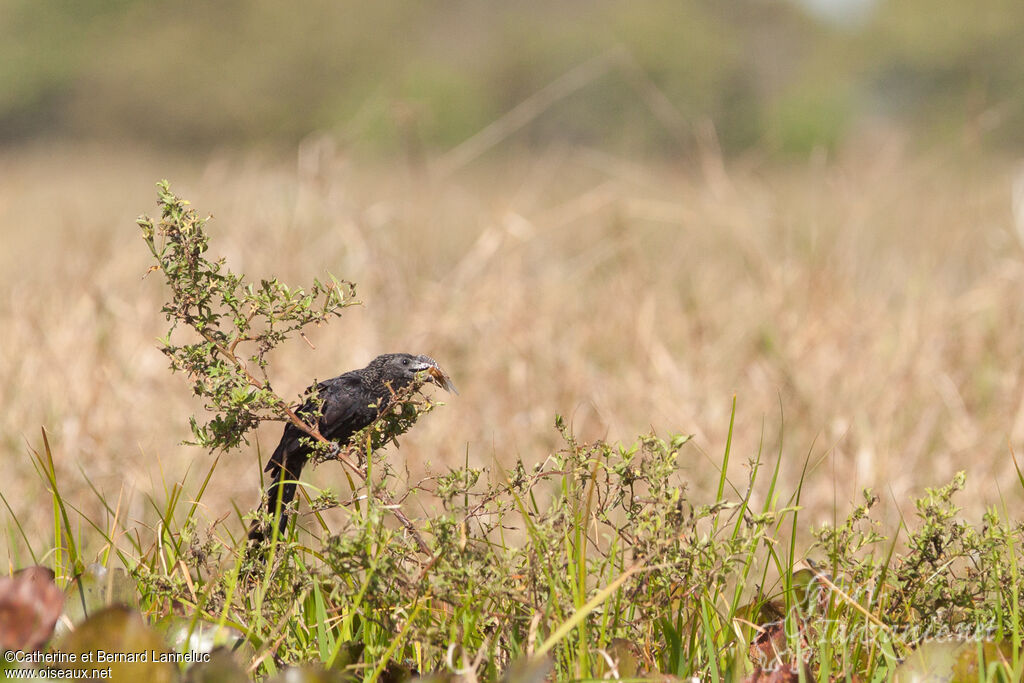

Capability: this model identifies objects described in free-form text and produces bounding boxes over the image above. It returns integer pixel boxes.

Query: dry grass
[2,137,1023,559]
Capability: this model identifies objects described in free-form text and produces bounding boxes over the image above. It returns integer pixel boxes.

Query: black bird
[248,353,456,543]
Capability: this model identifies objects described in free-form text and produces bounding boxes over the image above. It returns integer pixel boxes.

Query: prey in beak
[414,355,459,395]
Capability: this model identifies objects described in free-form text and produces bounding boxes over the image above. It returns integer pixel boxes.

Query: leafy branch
[138,181,432,553]
[139,180,356,451]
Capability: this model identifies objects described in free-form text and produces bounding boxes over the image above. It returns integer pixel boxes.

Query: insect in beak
[427,364,458,395]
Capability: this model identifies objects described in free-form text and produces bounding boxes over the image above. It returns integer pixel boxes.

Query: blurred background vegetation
[4,0,1024,553]
[3,0,1023,157]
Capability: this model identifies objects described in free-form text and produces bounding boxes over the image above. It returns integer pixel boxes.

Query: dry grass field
[2,137,1022,560]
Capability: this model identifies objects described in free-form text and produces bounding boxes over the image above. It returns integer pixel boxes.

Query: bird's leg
[327,441,342,461]
[326,439,366,471]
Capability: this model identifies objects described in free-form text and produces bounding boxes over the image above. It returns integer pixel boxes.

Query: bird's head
[374,353,458,395]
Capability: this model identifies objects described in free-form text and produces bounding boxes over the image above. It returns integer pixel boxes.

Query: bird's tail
[247,435,306,544]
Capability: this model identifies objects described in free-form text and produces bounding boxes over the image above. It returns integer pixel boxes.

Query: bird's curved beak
[415,355,459,395]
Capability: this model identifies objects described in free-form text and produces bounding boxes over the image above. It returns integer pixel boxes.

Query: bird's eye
[402,358,409,366]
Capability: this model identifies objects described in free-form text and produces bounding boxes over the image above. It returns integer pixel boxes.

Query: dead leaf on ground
[0,565,64,651]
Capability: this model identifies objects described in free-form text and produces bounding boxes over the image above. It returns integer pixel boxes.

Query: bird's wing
[316,373,381,443]
[264,374,368,471]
